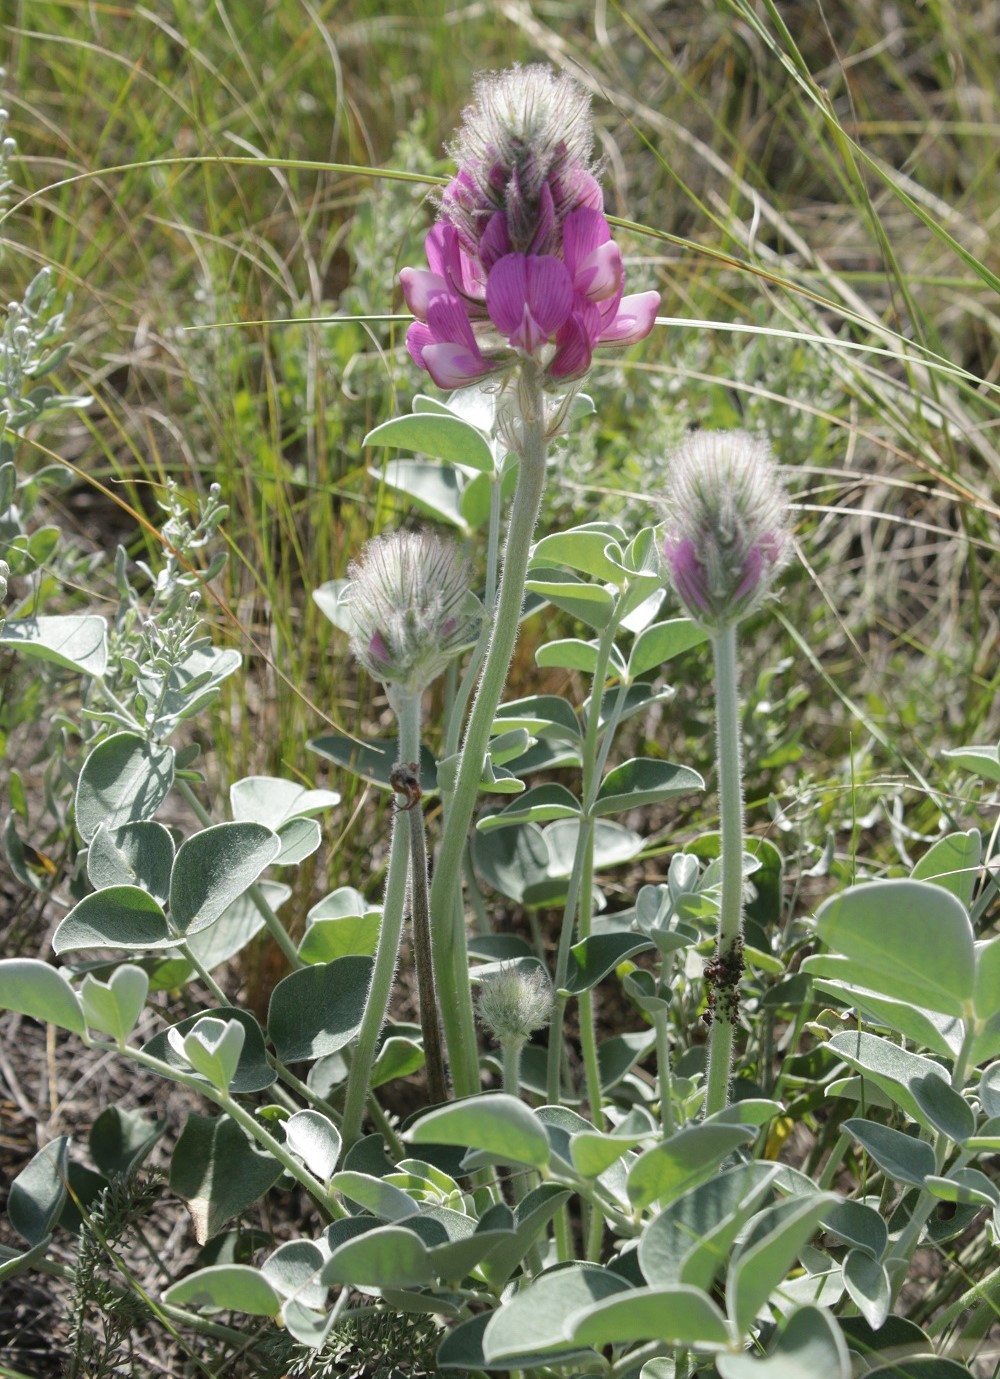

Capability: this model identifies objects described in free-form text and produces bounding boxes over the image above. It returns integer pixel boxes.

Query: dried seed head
[347,530,480,694]
[661,430,791,631]
[477,964,553,1046]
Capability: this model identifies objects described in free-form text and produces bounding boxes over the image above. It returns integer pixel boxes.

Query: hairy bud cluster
[347,531,479,695]
[443,65,598,257]
[400,64,659,391]
[661,431,791,631]
[477,964,552,1047]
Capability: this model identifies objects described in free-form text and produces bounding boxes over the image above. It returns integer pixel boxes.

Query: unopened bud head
[477,964,552,1047]
[661,431,791,631]
[445,64,598,258]
[347,530,480,695]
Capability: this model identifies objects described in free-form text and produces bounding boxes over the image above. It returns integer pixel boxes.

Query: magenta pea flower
[661,431,792,631]
[405,293,496,390]
[400,64,659,389]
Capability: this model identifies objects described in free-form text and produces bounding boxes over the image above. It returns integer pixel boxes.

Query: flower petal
[479,212,511,271]
[421,342,496,389]
[400,267,447,321]
[406,320,436,369]
[485,254,529,336]
[562,209,621,301]
[548,302,600,380]
[550,166,604,216]
[426,292,481,350]
[425,223,457,278]
[575,240,622,302]
[665,536,710,614]
[562,207,611,268]
[410,293,498,388]
[597,290,660,345]
[524,256,574,334]
[486,253,573,354]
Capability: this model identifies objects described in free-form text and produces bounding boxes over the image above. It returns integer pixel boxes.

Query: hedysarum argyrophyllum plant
[7,59,1000,1379]
[660,430,792,1116]
[404,63,660,1098]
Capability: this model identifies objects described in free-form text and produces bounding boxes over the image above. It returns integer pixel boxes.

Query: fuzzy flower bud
[661,431,791,631]
[477,964,552,1047]
[400,64,659,390]
[347,530,480,695]
[443,65,598,259]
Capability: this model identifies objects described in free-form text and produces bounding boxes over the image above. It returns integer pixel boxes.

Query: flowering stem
[405,787,449,1104]
[431,361,549,1099]
[501,1037,525,1097]
[889,1022,977,1300]
[443,472,503,762]
[546,609,624,1113]
[704,624,746,1118]
[654,996,675,1136]
[577,859,607,1132]
[341,690,420,1148]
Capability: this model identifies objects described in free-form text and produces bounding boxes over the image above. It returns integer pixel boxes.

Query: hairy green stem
[891,1150,973,1301]
[927,1263,1000,1339]
[653,999,674,1136]
[366,1090,405,1159]
[546,826,590,1103]
[584,1188,605,1262]
[406,789,448,1103]
[818,1131,852,1190]
[431,362,549,1098]
[546,609,624,1106]
[341,690,420,1148]
[704,625,746,1117]
[608,1341,666,1379]
[501,1037,524,1097]
[578,983,605,1131]
[889,1023,978,1298]
[178,942,229,1006]
[443,472,503,762]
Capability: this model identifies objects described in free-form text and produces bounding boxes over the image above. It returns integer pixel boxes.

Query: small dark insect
[390,761,422,811]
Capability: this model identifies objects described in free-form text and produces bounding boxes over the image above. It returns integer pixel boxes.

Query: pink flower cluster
[661,431,792,632]
[400,66,659,390]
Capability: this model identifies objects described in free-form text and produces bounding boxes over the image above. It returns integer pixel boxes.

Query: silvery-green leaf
[75,732,175,844]
[0,614,108,677]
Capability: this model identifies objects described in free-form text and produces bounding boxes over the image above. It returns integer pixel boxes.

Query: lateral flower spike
[346,530,480,697]
[400,63,660,390]
[477,964,553,1047]
[661,430,792,631]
